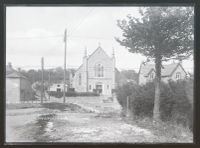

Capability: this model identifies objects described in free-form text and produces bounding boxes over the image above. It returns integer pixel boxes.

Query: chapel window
[79,74,82,85]
[95,63,104,77]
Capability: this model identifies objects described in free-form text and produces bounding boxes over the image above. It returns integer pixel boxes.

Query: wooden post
[48,71,51,100]
[41,57,44,104]
[126,96,130,117]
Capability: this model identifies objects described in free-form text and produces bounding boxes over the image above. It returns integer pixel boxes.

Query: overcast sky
[6,6,194,73]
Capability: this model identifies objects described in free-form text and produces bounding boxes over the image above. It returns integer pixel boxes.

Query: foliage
[116,7,194,121]
[116,80,193,129]
[117,70,138,86]
[20,67,76,84]
[47,91,99,98]
[115,82,136,107]
[116,7,194,60]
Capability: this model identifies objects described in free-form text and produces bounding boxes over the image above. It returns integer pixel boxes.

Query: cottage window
[79,74,82,85]
[95,64,104,77]
[149,72,154,79]
[176,72,181,80]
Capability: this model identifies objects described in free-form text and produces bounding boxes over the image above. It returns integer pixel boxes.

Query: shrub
[116,80,193,129]
[133,82,155,117]
[116,82,136,108]
[47,91,99,98]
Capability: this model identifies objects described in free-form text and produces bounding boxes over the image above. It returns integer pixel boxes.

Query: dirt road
[6,96,192,143]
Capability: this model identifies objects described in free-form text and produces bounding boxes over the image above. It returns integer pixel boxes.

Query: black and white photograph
[5,5,194,143]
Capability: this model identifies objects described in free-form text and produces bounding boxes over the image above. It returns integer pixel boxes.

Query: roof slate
[141,63,181,77]
[6,66,27,79]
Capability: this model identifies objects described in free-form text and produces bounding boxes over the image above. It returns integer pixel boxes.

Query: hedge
[116,80,193,130]
[47,91,99,98]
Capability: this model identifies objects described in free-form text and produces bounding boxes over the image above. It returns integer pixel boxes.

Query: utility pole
[48,71,51,100]
[126,96,130,117]
[41,57,44,104]
[63,29,67,103]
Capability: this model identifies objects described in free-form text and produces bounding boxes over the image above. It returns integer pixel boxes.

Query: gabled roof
[162,63,180,77]
[87,46,111,61]
[6,66,27,79]
[140,62,187,77]
[146,68,156,76]
[74,46,112,74]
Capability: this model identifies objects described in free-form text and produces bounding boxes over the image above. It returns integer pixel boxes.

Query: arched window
[176,72,181,80]
[79,73,81,85]
[95,63,104,77]
[149,72,154,79]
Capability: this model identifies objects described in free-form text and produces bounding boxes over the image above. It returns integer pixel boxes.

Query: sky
[6,6,194,73]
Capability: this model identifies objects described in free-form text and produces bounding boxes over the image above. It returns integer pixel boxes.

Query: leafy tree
[20,67,75,86]
[116,7,194,121]
[117,70,138,86]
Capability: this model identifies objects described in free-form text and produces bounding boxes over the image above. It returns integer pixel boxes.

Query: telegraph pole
[63,29,67,103]
[48,71,51,100]
[41,57,44,104]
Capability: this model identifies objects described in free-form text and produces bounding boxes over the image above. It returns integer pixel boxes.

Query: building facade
[6,63,33,103]
[138,62,187,85]
[72,46,115,96]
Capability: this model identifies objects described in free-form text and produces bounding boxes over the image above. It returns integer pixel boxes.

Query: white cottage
[72,46,115,96]
[49,83,68,92]
[138,62,187,85]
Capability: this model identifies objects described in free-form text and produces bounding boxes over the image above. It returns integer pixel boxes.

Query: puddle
[34,113,60,142]
[45,122,54,132]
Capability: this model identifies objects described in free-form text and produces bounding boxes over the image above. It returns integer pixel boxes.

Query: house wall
[138,75,147,85]
[162,77,170,83]
[72,66,87,92]
[6,78,20,103]
[20,78,33,101]
[170,65,187,80]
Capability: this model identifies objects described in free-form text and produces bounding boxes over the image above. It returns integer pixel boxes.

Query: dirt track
[6,96,192,143]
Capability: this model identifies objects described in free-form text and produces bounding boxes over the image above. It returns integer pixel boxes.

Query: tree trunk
[153,55,162,122]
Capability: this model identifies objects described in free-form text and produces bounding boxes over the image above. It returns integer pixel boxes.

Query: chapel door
[96,84,102,94]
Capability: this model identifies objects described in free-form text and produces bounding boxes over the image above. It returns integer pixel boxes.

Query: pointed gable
[6,66,27,79]
[87,46,111,62]
[139,63,155,77]
[162,63,179,77]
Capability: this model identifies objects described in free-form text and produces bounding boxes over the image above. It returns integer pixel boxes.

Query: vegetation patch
[116,80,193,130]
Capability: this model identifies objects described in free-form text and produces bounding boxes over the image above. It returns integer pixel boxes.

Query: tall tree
[116,7,194,121]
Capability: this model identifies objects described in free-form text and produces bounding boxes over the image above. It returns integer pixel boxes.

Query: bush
[116,80,193,129]
[47,91,99,98]
[115,82,135,107]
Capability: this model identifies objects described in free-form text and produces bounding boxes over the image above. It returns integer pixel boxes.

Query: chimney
[18,68,21,72]
[8,62,12,68]
[112,47,115,58]
[179,59,182,65]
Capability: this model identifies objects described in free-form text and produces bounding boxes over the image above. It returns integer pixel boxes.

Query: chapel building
[72,45,115,96]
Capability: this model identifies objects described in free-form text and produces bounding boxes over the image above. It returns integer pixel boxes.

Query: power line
[7,34,63,40]
[68,8,95,36]
[7,34,114,41]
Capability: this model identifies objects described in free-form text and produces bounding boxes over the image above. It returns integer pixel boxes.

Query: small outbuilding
[6,63,33,103]
[49,83,68,92]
